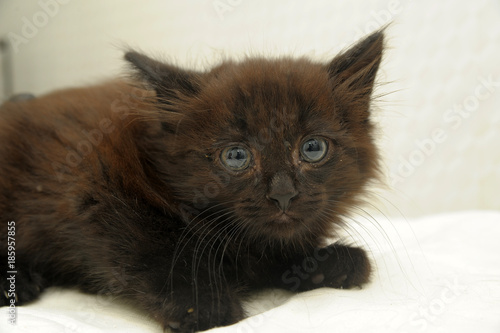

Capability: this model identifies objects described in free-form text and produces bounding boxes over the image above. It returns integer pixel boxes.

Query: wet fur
[0,30,384,332]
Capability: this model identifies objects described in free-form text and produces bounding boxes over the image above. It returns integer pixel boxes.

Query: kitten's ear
[327,29,384,99]
[125,51,199,103]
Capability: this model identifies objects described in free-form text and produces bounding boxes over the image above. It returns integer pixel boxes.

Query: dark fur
[0,30,384,332]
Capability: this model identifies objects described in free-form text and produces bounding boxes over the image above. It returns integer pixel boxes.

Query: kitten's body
[0,31,383,332]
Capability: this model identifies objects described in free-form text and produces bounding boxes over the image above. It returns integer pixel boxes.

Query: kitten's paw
[315,244,371,289]
[161,291,244,333]
[0,267,45,306]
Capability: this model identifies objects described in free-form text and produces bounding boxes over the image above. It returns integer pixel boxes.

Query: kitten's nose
[268,191,298,212]
[267,172,298,212]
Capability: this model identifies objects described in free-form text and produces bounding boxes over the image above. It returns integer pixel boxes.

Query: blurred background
[0,0,499,218]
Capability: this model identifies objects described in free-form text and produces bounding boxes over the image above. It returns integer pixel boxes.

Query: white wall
[1,0,499,218]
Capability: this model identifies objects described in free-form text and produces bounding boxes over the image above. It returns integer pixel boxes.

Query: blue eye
[221,146,251,171]
[300,138,328,163]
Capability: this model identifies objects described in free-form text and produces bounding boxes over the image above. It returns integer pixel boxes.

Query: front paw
[0,267,45,306]
[316,244,371,289]
[281,244,371,291]
[160,290,245,333]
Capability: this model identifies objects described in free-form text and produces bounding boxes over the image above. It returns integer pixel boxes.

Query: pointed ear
[125,51,200,104]
[328,29,384,99]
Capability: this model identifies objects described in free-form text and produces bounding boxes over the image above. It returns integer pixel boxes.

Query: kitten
[0,30,383,332]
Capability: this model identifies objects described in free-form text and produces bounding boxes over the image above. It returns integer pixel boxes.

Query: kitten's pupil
[301,138,328,162]
[221,146,251,170]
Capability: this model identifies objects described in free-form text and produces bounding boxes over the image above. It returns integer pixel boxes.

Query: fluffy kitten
[0,30,383,332]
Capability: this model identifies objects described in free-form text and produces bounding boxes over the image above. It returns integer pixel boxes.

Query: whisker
[169,200,240,272]
[323,197,426,295]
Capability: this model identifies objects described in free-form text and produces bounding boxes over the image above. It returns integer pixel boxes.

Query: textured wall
[0,0,499,218]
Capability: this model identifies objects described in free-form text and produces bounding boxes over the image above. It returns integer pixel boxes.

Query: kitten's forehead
[203,58,337,140]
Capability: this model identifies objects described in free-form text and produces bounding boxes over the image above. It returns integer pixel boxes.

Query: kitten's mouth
[261,211,307,239]
[273,212,294,224]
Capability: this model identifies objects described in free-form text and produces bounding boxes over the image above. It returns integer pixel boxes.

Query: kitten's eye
[221,146,251,171]
[300,138,328,163]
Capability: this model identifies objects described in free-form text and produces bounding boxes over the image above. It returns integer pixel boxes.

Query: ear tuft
[125,51,200,103]
[125,51,164,84]
[328,29,385,96]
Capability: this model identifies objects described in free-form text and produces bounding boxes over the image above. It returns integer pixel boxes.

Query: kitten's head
[127,30,384,249]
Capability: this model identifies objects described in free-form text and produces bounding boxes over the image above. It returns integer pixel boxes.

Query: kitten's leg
[0,259,46,306]
[275,243,371,292]
[114,258,245,333]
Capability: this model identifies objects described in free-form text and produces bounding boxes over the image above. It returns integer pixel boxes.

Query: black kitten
[0,30,383,332]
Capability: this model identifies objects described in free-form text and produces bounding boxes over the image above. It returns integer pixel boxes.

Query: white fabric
[2,210,499,333]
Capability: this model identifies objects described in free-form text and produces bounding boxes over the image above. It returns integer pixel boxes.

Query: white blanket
[2,210,500,333]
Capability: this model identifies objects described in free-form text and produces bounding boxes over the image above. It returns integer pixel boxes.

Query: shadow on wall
[0,37,14,101]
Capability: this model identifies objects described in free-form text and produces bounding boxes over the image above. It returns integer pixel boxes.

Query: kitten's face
[128,31,383,245]
[165,60,375,242]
